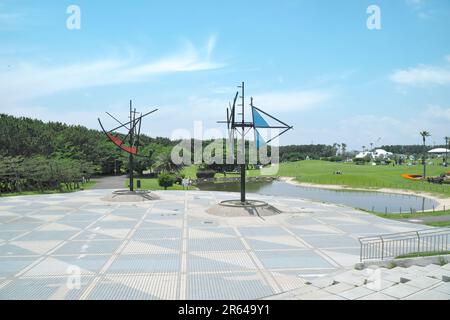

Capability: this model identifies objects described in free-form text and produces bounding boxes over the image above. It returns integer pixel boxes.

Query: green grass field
[396,251,450,259]
[181,160,450,197]
[374,210,450,220]
[277,160,449,197]
[129,178,196,191]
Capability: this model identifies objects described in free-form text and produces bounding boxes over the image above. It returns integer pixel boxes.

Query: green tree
[341,143,347,157]
[158,172,175,190]
[154,149,183,173]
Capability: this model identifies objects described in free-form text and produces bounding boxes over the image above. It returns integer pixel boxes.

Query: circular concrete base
[101,190,160,202]
[207,199,281,217]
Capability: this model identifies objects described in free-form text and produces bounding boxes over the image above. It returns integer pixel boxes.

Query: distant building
[355,151,372,159]
[428,148,450,156]
[373,149,393,159]
[355,149,393,160]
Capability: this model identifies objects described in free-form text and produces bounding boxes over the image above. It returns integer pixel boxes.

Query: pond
[196,180,439,214]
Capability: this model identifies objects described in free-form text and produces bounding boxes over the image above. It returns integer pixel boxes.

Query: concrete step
[263,263,450,300]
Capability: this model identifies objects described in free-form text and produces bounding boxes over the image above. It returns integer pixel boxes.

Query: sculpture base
[206,199,281,217]
[101,190,160,202]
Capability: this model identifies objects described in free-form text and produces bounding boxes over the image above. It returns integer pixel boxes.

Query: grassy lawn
[0,181,97,197]
[374,210,450,220]
[128,178,196,191]
[425,221,450,228]
[276,160,450,197]
[396,251,450,259]
[182,160,449,197]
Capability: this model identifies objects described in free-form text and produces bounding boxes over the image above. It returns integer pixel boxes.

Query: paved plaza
[0,190,441,300]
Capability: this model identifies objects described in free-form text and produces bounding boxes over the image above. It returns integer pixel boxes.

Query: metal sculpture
[219,82,293,204]
[98,100,158,191]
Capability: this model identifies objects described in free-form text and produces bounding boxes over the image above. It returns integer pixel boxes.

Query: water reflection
[197,180,438,214]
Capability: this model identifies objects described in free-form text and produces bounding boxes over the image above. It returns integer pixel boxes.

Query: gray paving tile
[53,240,123,255]
[238,227,292,237]
[189,237,246,252]
[433,282,450,294]
[132,228,182,240]
[381,283,421,299]
[338,286,374,300]
[87,280,157,300]
[255,250,335,269]
[0,276,92,300]
[246,237,305,250]
[406,289,450,300]
[300,234,360,248]
[0,243,38,257]
[108,254,180,273]
[15,231,79,241]
[24,255,111,276]
[188,252,257,272]
[188,272,274,300]
[0,257,37,277]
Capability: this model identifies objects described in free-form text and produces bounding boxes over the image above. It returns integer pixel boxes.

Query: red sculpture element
[106,133,137,155]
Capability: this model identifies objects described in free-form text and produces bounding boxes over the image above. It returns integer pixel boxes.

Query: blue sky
[1,0,450,149]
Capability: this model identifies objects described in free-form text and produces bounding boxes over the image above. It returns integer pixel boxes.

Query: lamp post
[420,131,431,179]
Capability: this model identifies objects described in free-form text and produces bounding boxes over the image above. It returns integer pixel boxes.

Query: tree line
[3,113,445,193]
[0,156,95,193]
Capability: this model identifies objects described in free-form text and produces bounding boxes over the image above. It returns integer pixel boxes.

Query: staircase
[265,263,450,300]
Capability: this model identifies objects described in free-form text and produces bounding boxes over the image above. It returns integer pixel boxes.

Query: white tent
[428,148,450,154]
[355,149,393,160]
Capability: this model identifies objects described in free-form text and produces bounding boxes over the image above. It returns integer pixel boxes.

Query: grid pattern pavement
[0,190,434,300]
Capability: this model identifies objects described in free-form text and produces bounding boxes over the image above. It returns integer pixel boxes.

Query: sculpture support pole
[240,82,246,204]
[129,100,134,192]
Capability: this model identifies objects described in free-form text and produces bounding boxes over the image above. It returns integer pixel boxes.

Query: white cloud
[406,0,427,9]
[405,0,433,19]
[390,65,450,86]
[251,90,331,113]
[0,1,28,30]
[335,106,450,149]
[0,36,224,104]
[425,105,450,121]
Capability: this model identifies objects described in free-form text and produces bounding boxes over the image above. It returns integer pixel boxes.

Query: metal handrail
[359,228,450,261]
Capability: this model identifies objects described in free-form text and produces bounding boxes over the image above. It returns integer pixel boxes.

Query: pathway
[0,190,445,300]
[91,175,127,190]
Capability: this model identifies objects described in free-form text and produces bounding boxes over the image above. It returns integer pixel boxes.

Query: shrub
[158,172,175,190]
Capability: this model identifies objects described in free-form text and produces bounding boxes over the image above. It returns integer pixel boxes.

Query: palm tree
[420,131,431,178]
[341,143,347,157]
[154,151,183,174]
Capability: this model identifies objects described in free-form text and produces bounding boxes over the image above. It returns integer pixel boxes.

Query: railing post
[359,239,363,262]
[381,236,385,260]
[416,231,421,256]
